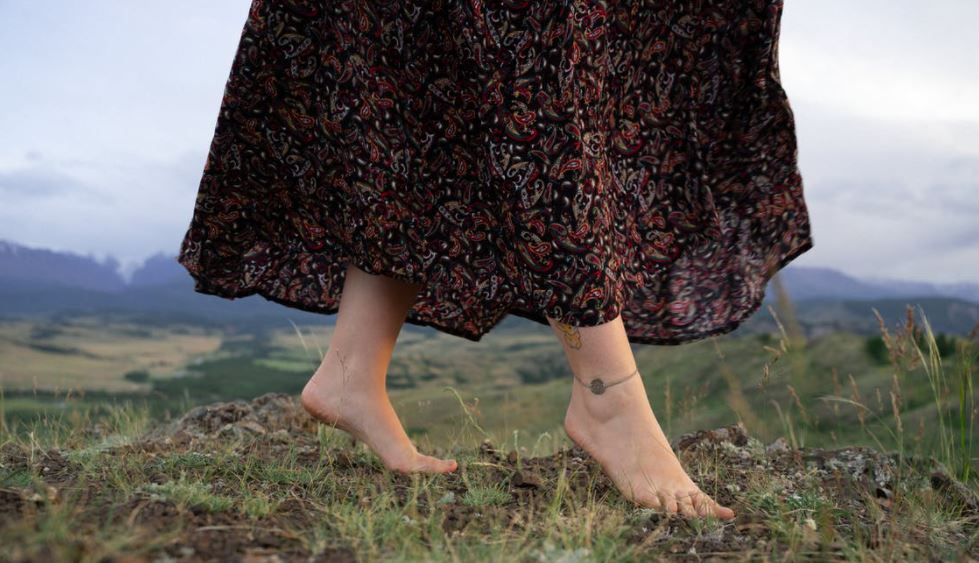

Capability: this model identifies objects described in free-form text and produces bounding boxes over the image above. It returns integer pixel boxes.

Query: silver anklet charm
[573,367,639,395]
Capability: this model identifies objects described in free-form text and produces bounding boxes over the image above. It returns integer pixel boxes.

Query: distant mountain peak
[0,239,976,305]
[129,251,185,287]
[778,266,979,304]
[0,239,126,292]
[0,239,23,255]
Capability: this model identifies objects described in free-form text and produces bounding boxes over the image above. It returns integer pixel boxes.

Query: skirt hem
[177,235,814,346]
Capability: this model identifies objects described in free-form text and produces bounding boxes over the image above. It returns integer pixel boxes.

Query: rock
[479,439,499,459]
[930,470,979,516]
[237,420,268,435]
[136,393,318,445]
[766,437,791,454]
[806,447,896,491]
[511,470,543,489]
[674,422,749,451]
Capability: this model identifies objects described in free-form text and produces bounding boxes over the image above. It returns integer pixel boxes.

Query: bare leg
[549,315,735,519]
[301,263,458,474]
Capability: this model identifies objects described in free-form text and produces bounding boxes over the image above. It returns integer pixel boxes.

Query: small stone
[766,437,790,454]
[238,420,268,435]
[479,439,498,458]
[511,470,543,489]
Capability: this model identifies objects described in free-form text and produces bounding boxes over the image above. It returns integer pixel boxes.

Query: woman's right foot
[300,351,457,474]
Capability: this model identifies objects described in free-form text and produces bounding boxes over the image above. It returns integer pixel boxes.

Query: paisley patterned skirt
[177,0,815,345]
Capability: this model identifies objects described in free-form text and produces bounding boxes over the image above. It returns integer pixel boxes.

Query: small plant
[142,475,234,513]
[151,451,214,473]
[686,512,725,537]
[785,488,835,516]
[0,468,34,488]
[241,494,279,519]
[461,483,511,507]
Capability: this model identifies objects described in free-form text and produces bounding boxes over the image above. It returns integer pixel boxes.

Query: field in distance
[1,309,974,467]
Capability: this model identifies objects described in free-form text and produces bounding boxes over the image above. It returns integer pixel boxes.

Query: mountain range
[1,239,977,336]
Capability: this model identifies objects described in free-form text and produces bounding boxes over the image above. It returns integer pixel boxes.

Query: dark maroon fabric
[177,0,814,345]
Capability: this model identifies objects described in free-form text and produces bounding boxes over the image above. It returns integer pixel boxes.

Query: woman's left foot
[562,369,735,520]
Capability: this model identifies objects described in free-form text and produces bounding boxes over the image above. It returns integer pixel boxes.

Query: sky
[0,0,977,284]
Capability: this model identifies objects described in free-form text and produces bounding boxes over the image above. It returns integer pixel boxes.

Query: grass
[141,476,236,513]
[461,483,511,507]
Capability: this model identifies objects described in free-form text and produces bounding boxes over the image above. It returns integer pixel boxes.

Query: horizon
[3,236,977,294]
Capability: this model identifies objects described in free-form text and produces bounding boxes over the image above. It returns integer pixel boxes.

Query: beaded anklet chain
[572,367,639,395]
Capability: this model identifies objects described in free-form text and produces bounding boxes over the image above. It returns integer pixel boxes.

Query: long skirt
[177,0,815,345]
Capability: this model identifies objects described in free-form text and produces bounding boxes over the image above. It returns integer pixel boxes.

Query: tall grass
[891,305,977,482]
[750,298,977,484]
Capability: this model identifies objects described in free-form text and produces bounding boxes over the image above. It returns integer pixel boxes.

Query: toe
[636,490,663,511]
[675,492,699,518]
[691,491,713,517]
[686,490,735,520]
[420,454,458,473]
[693,489,736,520]
[658,490,679,515]
[712,501,736,520]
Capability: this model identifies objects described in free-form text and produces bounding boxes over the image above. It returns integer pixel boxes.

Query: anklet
[573,367,639,395]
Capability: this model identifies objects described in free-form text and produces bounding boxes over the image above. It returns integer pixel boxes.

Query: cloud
[0,149,207,275]
[780,0,979,123]
[0,164,112,202]
[788,98,979,282]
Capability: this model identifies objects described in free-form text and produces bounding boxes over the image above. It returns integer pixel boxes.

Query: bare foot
[300,350,457,474]
[563,369,735,520]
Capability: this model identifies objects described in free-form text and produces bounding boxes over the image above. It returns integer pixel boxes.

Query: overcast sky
[1,0,977,284]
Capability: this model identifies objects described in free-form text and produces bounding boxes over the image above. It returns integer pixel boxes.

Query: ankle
[312,348,386,393]
[567,384,633,424]
[566,366,644,422]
